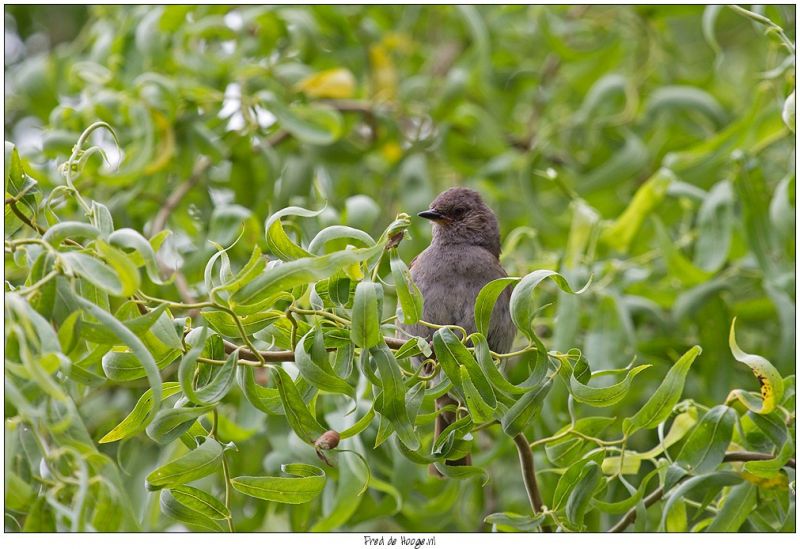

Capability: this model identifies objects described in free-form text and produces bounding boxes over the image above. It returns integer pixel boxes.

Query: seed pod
[315,430,340,451]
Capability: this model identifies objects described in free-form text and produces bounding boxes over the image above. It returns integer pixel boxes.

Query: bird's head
[418,187,501,257]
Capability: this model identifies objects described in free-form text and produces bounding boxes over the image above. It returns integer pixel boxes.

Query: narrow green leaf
[295,329,355,398]
[431,462,489,483]
[81,302,169,344]
[694,180,735,272]
[459,365,495,423]
[653,217,712,286]
[236,366,284,416]
[273,365,326,443]
[565,461,602,527]
[201,309,281,338]
[474,277,519,337]
[213,244,267,296]
[545,416,616,466]
[94,239,141,297]
[232,244,381,314]
[159,490,223,532]
[552,450,605,511]
[76,295,162,426]
[108,228,169,285]
[433,327,496,408]
[308,225,375,255]
[340,407,376,439]
[623,345,702,436]
[309,450,367,532]
[232,463,326,504]
[501,378,552,437]
[99,382,183,443]
[179,328,238,406]
[659,471,742,530]
[42,221,100,246]
[389,249,424,324]
[264,205,324,261]
[62,252,123,296]
[706,482,758,532]
[169,485,230,520]
[646,86,726,126]
[146,437,223,490]
[674,405,736,476]
[146,403,215,445]
[370,344,419,450]
[351,281,384,348]
[566,359,652,407]
[394,336,432,360]
[599,168,673,253]
[509,269,589,340]
[592,467,661,514]
[484,512,546,532]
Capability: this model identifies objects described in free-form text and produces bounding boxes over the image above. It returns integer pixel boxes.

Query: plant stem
[222,335,408,363]
[221,455,235,533]
[149,157,210,238]
[723,451,796,469]
[512,433,551,532]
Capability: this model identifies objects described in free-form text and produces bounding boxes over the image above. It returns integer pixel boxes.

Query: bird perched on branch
[399,187,514,472]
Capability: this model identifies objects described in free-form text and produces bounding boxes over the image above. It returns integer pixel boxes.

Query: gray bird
[399,187,514,469]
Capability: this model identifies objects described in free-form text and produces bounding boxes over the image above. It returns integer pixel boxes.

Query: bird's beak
[418,209,448,222]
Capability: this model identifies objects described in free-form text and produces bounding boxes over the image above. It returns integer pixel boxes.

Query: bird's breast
[409,244,509,327]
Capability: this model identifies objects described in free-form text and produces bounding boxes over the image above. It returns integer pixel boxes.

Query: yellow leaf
[380,142,402,163]
[726,318,784,414]
[601,454,642,475]
[296,68,356,99]
[369,44,397,101]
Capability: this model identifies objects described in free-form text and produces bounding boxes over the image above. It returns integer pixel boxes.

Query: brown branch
[149,156,211,313]
[608,451,796,532]
[149,156,210,238]
[723,451,795,469]
[320,99,376,114]
[513,433,551,532]
[223,335,408,363]
[265,129,290,148]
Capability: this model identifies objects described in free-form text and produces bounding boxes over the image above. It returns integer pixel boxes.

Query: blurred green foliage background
[4,4,795,532]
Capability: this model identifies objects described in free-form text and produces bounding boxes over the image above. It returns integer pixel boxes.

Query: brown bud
[315,430,340,451]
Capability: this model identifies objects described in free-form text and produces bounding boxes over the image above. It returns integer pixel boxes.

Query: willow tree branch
[149,156,211,312]
[223,335,408,363]
[608,451,796,532]
[150,156,211,238]
[513,433,551,532]
[723,451,796,469]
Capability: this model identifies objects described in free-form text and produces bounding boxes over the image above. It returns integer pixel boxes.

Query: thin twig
[723,451,796,469]
[222,336,408,363]
[513,433,551,532]
[149,157,211,238]
[149,156,211,312]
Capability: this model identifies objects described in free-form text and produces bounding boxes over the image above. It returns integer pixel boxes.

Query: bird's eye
[453,207,466,217]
